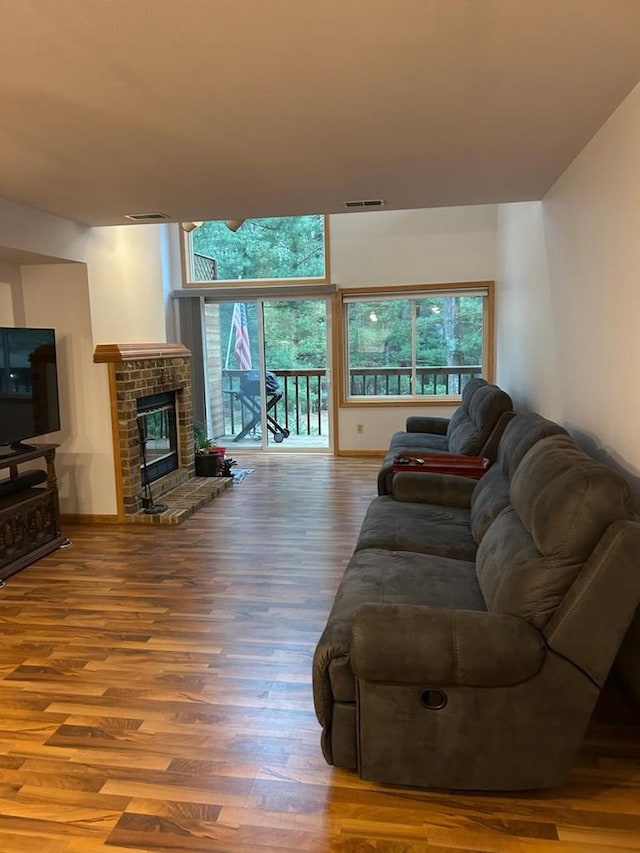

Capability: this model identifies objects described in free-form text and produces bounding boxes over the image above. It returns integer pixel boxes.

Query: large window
[184,215,328,284]
[342,283,493,403]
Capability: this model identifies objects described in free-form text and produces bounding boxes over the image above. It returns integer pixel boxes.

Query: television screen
[0,327,61,450]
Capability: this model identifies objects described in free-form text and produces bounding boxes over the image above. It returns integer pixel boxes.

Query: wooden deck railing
[193,252,217,281]
[223,369,327,438]
[222,366,481,438]
[349,365,481,397]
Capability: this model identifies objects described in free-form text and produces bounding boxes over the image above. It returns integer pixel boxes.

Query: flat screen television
[0,327,61,455]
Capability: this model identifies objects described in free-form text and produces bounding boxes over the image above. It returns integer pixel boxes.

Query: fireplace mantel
[94,343,191,363]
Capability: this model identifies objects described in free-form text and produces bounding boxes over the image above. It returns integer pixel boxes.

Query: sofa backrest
[443,378,487,452]
[446,379,513,456]
[475,434,636,630]
[469,413,569,543]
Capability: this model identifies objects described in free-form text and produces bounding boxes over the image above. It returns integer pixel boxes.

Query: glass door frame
[202,291,334,454]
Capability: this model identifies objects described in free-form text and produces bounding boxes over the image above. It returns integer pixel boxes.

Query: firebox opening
[137,391,179,485]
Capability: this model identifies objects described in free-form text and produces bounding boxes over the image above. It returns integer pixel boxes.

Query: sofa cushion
[388,378,488,455]
[379,379,513,496]
[470,412,569,543]
[388,432,450,453]
[512,436,633,559]
[313,549,485,712]
[476,435,635,629]
[387,378,510,456]
[446,381,513,455]
[356,496,477,560]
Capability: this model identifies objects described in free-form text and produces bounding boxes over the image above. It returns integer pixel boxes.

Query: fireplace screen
[137,391,178,484]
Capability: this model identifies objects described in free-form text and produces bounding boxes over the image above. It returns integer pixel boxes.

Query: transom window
[184,215,328,284]
[342,283,493,403]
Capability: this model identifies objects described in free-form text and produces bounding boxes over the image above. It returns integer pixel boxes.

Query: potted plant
[194,423,223,477]
[219,455,238,478]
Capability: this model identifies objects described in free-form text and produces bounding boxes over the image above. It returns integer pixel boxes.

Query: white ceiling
[1,0,640,227]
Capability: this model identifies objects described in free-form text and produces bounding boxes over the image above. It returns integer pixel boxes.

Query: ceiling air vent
[344,199,386,209]
[124,213,171,222]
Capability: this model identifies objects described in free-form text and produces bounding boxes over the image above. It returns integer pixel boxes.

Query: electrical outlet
[356,423,364,434]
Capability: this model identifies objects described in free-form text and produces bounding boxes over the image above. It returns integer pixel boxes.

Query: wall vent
[344,199,386,209]
[124,213,171,222]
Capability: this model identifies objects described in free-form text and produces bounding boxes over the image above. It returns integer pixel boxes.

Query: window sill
[342,395,462,408]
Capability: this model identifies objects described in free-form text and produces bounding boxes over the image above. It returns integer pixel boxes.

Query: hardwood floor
[1,453,639,852]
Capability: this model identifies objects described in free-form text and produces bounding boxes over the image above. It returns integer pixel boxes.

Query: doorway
[203,297,331,452]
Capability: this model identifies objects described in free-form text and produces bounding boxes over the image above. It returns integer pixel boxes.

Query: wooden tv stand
[0,444,66,580]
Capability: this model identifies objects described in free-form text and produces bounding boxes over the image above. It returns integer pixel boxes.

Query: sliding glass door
[203,296,331,451]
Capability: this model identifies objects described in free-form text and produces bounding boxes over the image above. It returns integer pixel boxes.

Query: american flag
[232,303,252,370]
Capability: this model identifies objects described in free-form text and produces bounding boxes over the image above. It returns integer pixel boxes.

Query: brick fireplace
[93,343,195,521]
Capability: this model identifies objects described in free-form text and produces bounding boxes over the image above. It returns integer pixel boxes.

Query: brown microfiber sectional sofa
[313,411,640,790]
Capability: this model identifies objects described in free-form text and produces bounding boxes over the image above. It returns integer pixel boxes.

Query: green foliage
[219,456,237,476]
[194,422,213,453]
[218,300,327,372]
[347,296,483,370]
[263,300,327,369]
[192,215,325,281]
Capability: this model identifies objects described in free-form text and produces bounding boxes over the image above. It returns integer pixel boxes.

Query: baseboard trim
[60,513,121,525]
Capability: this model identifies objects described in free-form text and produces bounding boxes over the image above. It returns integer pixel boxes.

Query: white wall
[0,261,22,325]
[331,206,498,451]
[496,80,640,494]
[0,197,89,262]
[330,205,498,287]
[0,198,170,516]
[21,263,117,515]
[85,224,169,344]
[495,202,563,419]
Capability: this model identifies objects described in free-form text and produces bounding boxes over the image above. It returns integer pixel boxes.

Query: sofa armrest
[391,472,476,507]
[406,415,449,435]
[351,604,546,687]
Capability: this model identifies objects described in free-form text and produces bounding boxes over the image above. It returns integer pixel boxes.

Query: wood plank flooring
[0,453,639,852]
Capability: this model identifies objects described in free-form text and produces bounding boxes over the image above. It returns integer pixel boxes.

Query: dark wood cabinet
[0,444,66,580]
